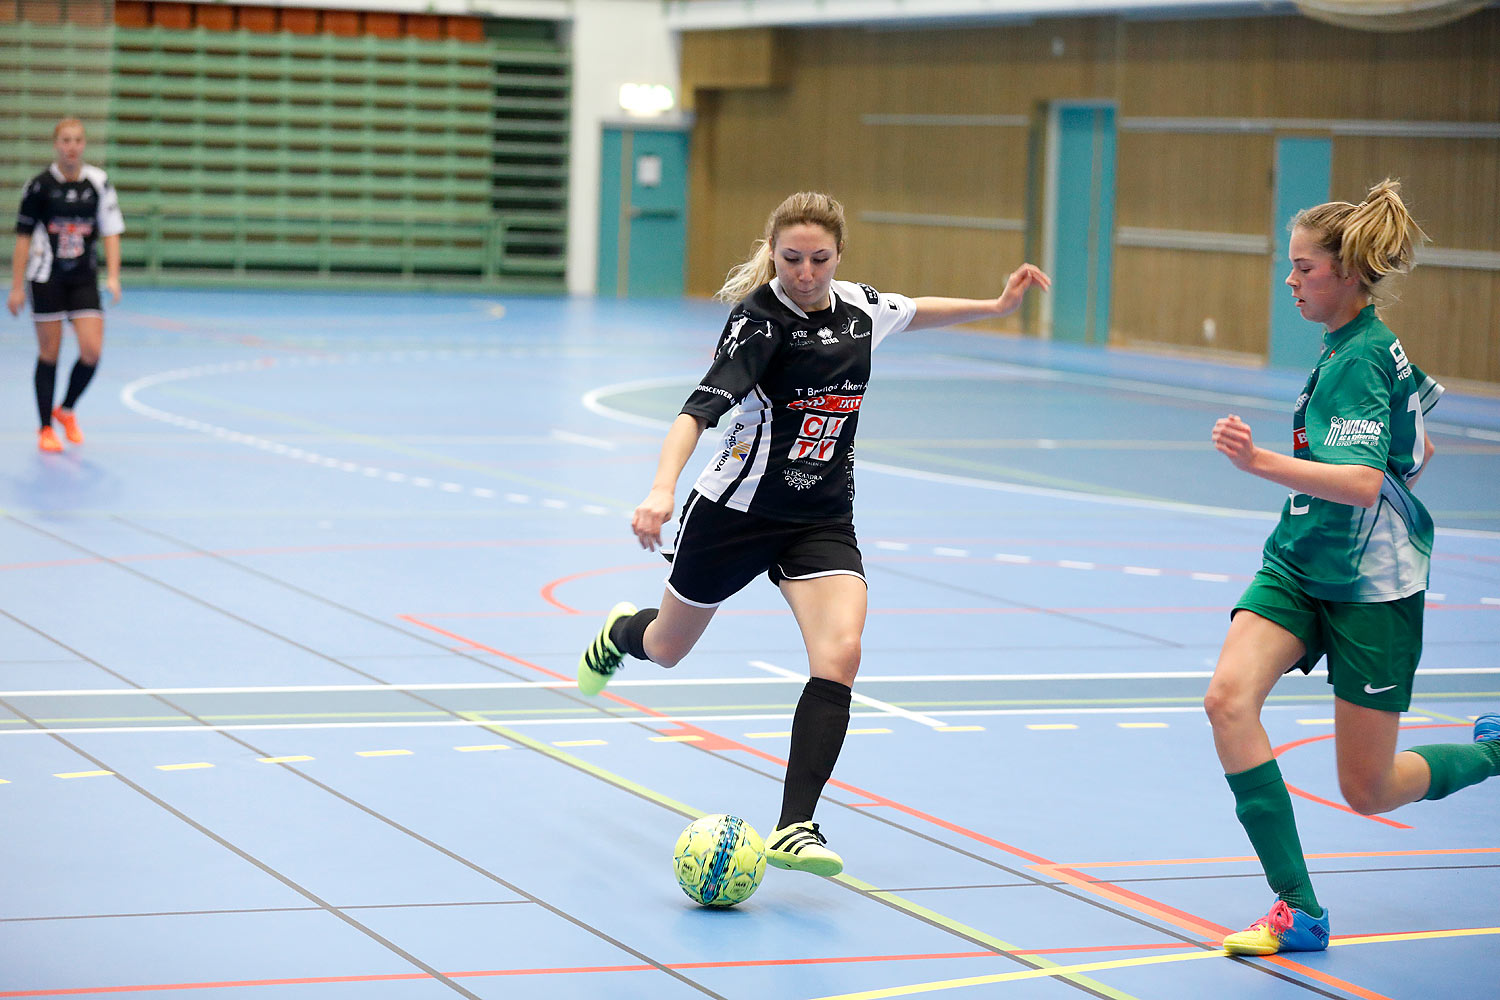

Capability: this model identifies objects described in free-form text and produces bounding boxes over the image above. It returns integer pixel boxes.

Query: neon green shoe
[577,602,636,696]
[765,821,843,876]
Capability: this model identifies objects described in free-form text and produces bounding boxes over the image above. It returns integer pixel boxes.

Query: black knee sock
[778,678,852,828]
[34,359,57,428]
[61,360,97,410]
[610,608,659,661]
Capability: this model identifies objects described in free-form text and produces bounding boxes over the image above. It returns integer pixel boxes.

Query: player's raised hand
[1212,414,1258,471]
[996,263,1051,317]
[632,486,675,551]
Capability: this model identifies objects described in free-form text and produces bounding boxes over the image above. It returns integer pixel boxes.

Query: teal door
[1269,137,1332,370]
[598,125,689,298]
[1050,104,1116,345]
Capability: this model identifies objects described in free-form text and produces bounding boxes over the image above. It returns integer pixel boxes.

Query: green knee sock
[1409,742,1500,800]
[1226,759,1322,918]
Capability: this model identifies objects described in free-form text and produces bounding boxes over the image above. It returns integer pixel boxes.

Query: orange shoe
[38,426,64,453]
[51,407,83,444]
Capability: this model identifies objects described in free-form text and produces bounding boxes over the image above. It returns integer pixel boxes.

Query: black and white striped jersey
[15,163,125,284]
[680,277,916,522]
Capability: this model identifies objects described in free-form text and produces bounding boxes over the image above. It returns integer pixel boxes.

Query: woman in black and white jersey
[8,118,125,453]
[578,191,1048,875]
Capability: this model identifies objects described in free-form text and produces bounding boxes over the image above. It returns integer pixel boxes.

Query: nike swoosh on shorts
[1364,683,1398,694]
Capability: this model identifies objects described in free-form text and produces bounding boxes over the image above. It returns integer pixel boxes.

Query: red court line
[1273,723,1469,830]
[7,945,1236,997]
[398,614,1398,1000]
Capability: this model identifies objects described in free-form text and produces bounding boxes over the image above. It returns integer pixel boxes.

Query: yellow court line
[847,728,893,736]
[745,731,791,738]
[806,926,1500,1000]
[356,749,413,757]
[1334,926,1500,947]
[54,770,113,779]
[1296,718,1336,725]
[808,949,1218,1000]
[257,755,313,764]
[156,762,213,771]
[1039,846,1500,870]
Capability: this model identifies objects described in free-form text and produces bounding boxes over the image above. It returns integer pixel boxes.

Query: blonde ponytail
[1293,179,1428,306]
[715,239,776,303]
[714,191,848,303]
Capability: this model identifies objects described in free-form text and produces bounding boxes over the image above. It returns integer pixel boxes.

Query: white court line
[8,668,1500,701]
[4,666,1498,699]
[0,703,1338,738]
[751,659,949,729]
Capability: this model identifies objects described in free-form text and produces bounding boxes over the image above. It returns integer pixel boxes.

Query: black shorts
[30,277,102,322]
[665,490,866,607]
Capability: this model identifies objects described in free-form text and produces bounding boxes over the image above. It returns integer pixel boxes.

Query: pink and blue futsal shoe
[1474,713,1500,744]
[1222,899,1330,956]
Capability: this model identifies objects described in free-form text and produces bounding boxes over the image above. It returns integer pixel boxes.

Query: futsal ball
[672,813,766,907]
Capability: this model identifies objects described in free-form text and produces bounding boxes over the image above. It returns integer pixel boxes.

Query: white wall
[564,0,680,295]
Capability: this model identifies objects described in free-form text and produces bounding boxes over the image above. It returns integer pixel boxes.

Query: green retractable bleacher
[104,21,570,290]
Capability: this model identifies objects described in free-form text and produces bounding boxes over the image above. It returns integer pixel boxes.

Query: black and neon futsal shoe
[765,821,843,876]
[577,601,636,696]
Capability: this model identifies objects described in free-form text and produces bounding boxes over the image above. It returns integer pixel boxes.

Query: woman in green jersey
[1205,179,1500,956]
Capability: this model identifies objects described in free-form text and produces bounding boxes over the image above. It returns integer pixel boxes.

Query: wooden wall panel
[1113,248,1270,356]
[1332,136,1500,254]
[1380,269,1499,390]
[1115,133,1272,234]
[680,28,784,101]
[683,9,1500,384]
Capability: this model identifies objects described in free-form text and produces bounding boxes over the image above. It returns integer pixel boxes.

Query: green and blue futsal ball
[673,814,766,907]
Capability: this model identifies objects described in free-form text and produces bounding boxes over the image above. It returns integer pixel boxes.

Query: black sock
[34,359,57,428]
[61,360,97,410]
[610,608,658,661]
[778,678,852,828]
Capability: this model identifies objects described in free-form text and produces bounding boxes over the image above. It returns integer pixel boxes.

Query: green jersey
[1262,305,1443,603]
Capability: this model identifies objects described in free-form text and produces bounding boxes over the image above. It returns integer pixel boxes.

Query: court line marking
[1273,723,1468,830]
[0,942,1255,998]
[803,926,1500,1000]
[119,359,630,511]
[4,666,1495,699]
[751,659,947,729]
[2,701,1488,740]
[1035,847,1500,870]
[0,701,1416,738]
[417,618,1412,1000]
[458,713,1139,1000]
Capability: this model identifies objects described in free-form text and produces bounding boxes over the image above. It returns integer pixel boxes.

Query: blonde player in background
[8,118,124,452]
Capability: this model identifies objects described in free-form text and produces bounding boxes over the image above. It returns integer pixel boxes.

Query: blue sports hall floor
[1,288,1497,999]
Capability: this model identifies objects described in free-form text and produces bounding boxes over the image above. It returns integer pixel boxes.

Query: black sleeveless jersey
[680,278,915,522]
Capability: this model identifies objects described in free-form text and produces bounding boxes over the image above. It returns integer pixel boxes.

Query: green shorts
[1232,568,1425,712]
